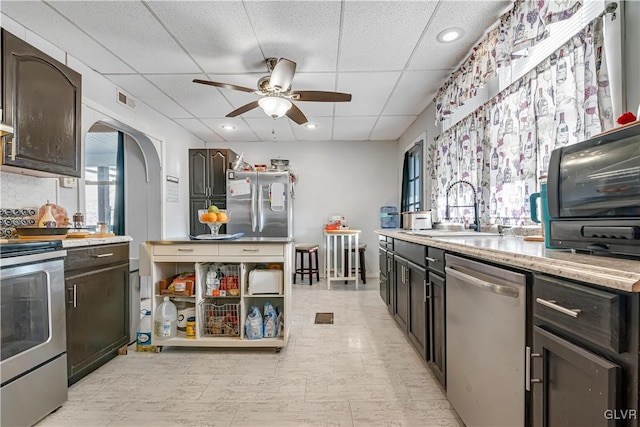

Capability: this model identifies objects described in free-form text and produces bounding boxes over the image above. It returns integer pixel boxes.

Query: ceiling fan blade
[193,79,255,94]
[286,103,308,125]
[226,100,260,117]
[268,58,296,92]
[290,90,352,102]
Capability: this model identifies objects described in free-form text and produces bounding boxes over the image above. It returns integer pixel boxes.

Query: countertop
[146,237,293,244]
[62,235,132,248]
[376,229,640,292]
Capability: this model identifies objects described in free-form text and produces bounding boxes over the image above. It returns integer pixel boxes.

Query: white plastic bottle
[136,310,152,351]
[154,296,178,339]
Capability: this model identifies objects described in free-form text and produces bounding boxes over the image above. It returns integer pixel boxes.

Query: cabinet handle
[536,298,581,318]
[177,248,194,252]
[425,257,438,263]
[242,248,259,252]
[6,137,16,161]
[424,279,431,303]
[525,346,543,391]
[72,284,77,308]
[94,253,114,258]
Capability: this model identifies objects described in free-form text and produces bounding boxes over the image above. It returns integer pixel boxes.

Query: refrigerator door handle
[251,184,257,232]
[258,185,264,232]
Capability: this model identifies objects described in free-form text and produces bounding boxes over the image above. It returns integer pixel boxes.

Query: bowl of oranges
[198,206,229,236]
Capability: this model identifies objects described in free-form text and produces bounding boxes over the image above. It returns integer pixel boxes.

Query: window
[84,129,124,234]
[401,139,424,213]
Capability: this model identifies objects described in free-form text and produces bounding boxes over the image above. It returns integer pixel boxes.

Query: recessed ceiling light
[221,124,236,130]
[304,123,318,129]
[437,27,464,43]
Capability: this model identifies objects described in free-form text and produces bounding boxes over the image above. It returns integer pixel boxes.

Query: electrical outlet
[59,177,77,188]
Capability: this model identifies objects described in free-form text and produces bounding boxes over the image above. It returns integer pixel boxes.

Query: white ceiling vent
[116,89,136,110]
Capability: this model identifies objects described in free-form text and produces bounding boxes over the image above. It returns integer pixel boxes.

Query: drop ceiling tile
[0,3,134,73]
[291,117,333,141]
[370,116,418,140]
[335,72,401,116]
[339,1,438,71]
[145,1,265,74]
[49,1,199,73]
[244,1,341,72]
[408,1,510,71]
[243,118,296,142]
[333,117,377,141]
[106,75,192,119]
[174,119,224,142]
[200,118,260,142]
[383,70,451,116]
[145,74,235,118]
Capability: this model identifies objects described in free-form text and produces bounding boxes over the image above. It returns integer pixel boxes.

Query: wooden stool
[294,243,320,285]
[343,243,367,284]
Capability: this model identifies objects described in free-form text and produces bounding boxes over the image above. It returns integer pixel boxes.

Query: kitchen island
[140,238,293,350]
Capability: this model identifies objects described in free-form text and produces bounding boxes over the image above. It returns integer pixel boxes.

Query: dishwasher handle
[445,265,520,298]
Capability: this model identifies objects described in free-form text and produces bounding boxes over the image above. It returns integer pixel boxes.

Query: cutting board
[67,232,116,238]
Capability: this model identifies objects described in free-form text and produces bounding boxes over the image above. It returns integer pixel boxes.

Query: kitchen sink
[400,229,500,237]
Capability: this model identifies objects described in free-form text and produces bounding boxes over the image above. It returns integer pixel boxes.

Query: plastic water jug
[136,310,152,351]
[154,296,178,339]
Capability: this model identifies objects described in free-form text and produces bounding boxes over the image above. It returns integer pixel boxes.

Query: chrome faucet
[445,180,481,232]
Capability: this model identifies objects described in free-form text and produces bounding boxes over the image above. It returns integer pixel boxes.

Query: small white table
[324,230,361,289]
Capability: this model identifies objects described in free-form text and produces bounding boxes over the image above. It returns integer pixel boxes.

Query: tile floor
[37,279,462,427]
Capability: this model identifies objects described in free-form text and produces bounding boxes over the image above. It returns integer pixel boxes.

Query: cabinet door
[394,258,409,331]
[208,149,232,197]
[189,149,209,199]
[429,272,446,385]
[386,252,394,314]
[189,199,210,236]
[407,261,427,359]
[379,247,388,305]
[532,326,620,427]
[66,264,129,385]
[2,29,81,177]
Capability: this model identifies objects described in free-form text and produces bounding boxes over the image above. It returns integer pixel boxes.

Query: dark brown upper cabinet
[2,29,82,177]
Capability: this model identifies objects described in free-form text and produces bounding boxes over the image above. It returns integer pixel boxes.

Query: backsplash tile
[1,171,57,208]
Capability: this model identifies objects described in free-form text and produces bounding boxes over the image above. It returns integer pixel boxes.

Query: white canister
[177,306,196,330]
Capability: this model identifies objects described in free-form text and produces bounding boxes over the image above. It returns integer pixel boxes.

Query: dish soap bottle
[39,202,56,228]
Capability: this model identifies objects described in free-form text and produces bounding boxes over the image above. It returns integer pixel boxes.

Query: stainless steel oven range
[1,240,68,427]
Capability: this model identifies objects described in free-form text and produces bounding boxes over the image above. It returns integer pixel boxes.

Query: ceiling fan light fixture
[437,27,464,43]
[258,96,292,119]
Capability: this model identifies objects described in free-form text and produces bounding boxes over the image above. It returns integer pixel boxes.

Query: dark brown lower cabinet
[65,244,129,385]
[394,256,409,331]
[379,247,389,305]
[407,260,427,359]
[428,272,445,385]
[532,326,620,427]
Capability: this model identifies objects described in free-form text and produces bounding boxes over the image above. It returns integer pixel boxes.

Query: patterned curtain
[430,18,612,226]
[437,0,583,121]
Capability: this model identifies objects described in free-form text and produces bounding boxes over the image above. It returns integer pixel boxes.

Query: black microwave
[547,122,640,257]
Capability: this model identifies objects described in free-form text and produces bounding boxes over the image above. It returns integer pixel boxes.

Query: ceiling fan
[193,57,352,125]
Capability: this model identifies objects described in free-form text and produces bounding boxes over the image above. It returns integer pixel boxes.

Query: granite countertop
[376,229,640,292]
[146,237,293,244]
[62,235,132,248]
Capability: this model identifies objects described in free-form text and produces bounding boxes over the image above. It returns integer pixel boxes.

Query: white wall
[397,101,439,212]
[210,140,399,275]
[1,16,205,239]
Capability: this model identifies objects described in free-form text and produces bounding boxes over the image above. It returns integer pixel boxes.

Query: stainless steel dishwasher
[445,254,527,427]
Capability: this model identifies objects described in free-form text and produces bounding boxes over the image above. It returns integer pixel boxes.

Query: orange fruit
[201,212,217,222]
[216,212,228,223]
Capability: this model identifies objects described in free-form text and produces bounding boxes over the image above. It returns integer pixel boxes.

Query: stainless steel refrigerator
[226,170,293,238]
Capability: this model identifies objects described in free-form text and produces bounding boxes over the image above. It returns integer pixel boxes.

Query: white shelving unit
[140,241,293,350]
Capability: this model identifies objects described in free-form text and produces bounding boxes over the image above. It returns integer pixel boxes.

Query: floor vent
[314,312,334,324]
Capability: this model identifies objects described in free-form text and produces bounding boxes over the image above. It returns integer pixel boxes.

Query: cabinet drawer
[65,243,129,272]
[378,235,393,250]
[534,274,627,353]
[394,240,425,267]
[153,244,218,256]
[426,247,445,275]
[218,244,283,256]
